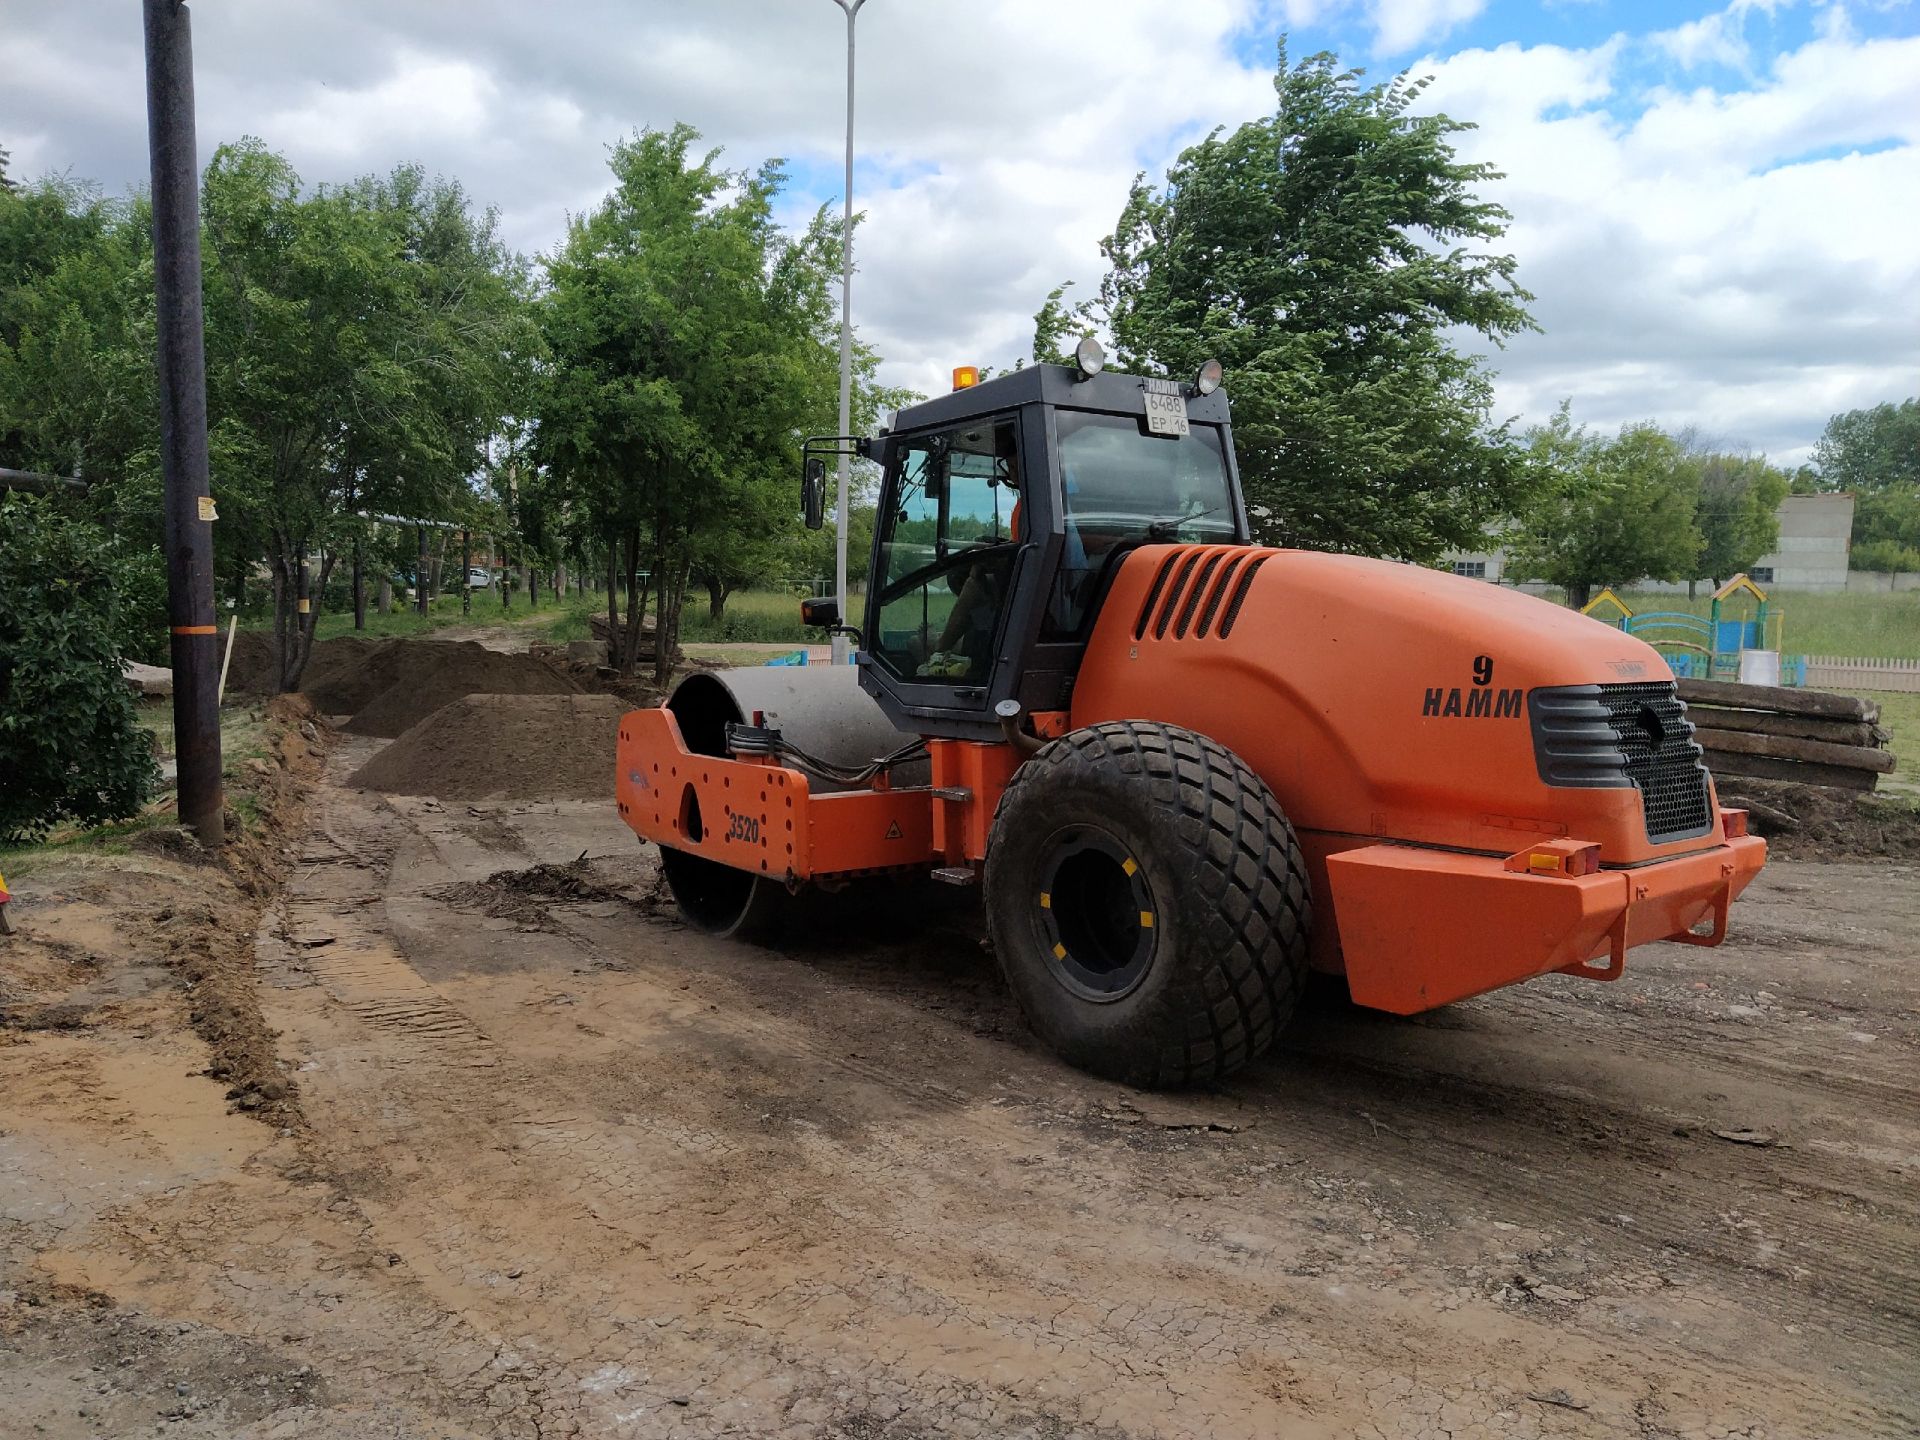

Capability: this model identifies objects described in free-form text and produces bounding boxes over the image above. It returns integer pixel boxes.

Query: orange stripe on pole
[171,624,218,635]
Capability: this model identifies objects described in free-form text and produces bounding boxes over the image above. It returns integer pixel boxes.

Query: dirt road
[4,732,1917,1437]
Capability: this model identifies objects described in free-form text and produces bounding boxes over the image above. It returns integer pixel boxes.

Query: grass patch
[2,703,279,879]
[545,601,597,644]
[235,591,578,643]
[681,644,812,665]
[0,811,170,877]
[679,589,815,645]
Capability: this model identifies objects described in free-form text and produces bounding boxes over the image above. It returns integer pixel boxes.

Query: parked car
[467,566,492,589]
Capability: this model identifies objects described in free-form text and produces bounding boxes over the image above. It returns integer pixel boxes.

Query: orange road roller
[616,350,1766,1087]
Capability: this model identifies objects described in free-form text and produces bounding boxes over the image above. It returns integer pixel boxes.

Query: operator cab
[803,353,1248,741]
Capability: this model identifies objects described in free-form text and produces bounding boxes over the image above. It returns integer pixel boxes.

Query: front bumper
[1324,834,1767,1014]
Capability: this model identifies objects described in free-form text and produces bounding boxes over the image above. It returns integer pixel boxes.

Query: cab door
[861,412,1030,731]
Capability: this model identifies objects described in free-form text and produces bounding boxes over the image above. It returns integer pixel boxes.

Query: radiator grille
[1530,682,1713,844]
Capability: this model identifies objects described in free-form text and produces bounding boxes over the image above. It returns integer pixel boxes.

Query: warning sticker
[884,821,904,840]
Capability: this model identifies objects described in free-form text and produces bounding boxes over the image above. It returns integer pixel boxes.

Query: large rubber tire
[983,722,1312,1088]
[658,847,790,943]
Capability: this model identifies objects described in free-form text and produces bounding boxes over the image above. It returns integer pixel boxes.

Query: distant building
[1443,493,1856,593]
[1740,493,1854,591]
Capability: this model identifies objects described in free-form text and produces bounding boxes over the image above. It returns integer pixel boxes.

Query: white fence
[1803,656,1920,694]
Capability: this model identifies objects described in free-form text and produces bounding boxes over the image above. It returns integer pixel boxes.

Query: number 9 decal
[1472,654,1494,687]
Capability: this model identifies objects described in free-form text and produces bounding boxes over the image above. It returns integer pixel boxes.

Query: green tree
[1813,398,1919,493]
[1693,453,1788,588]
[0,177,165,657]
[1812,398,1920,572]
[0,495,158,841]
[536,127,868,679]
[199,141,531,687]
[1505,408,1703,609]
[1848,492,1920,572]
[1078,45,1535,562]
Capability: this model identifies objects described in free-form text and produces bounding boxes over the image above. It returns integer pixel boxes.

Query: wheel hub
[1037,826,1158,1002]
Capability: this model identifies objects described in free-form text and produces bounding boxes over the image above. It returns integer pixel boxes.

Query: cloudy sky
[3,0,1916,464]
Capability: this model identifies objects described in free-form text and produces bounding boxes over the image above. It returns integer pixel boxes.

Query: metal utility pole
[143,0,223,849]
[829,0,867,665]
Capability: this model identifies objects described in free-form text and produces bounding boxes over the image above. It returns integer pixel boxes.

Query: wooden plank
[1682,706,1881,746]
[1704,752,1878,792]
[1694,726,1896,774]
[1676,677,1877,722]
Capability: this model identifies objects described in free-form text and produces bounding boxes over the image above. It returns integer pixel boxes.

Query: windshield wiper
[1144,505,1231,541]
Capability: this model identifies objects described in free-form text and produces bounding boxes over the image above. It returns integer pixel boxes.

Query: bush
[1849,537,1920,574]
[0,496,159,841]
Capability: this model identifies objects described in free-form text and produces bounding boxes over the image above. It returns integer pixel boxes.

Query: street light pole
[829,0,867,665]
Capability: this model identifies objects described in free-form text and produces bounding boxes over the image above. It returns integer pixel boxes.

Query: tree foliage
[1814,398,1919,494]
[1074,45,1535,562]
[0,495,158,841]
[200,141,535,688]
[534,126,874,677]
[1813,397,1920,571]
[1504,407,1703,608]
[1692,452,1788,586]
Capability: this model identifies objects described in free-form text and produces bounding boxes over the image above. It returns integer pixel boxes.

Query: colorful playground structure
[1581,575,1809,686]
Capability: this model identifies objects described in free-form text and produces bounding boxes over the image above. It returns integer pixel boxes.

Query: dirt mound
[1718,777,1920,861]
[347,693,625,801]
[226,634,583,733]
[343,642,582,737]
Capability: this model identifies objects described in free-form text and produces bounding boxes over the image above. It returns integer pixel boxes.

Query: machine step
[930,866,978,887]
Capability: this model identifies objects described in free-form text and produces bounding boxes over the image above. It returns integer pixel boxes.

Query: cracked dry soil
[2,733,1917,1438]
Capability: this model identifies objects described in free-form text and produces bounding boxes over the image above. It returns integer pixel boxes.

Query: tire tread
[985,720,1312,1087]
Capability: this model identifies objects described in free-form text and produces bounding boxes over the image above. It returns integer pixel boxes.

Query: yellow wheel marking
[1039,892,1051,909]
[1052,942,1068,960]
[1121,857,1138,876]
[1139,910,1155,928]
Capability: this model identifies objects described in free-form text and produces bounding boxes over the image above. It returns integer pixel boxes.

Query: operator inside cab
[870,418,1021,685]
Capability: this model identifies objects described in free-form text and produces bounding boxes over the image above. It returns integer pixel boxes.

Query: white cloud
[0,0,1913,465]
[1651,0,1792,72]
[1420,26,1920,463]
[1371,0,1492,55]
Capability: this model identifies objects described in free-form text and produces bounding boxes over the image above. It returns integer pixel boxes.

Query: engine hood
[1069,545,1718,865]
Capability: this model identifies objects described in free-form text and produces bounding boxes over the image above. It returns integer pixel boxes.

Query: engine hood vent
[1133,546,1274,641]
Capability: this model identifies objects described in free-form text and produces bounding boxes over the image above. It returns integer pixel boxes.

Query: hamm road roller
[616,345,1766,1087]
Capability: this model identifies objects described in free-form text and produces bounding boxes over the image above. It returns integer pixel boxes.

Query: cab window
[1045,410,1237,637]
[870,417,1020,686]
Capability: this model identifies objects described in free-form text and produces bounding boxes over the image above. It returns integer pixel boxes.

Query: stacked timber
[1677,678,1895,792]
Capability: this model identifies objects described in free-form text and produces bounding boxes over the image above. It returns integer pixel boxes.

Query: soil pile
[225,632,394,705]
[1718,776,1920,860]
[429,856,629,926]
[341,642,581,737]
[225,634,584,736]
[347,693,625,801]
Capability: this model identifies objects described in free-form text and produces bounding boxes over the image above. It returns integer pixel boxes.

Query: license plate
[1143,389,1190,436]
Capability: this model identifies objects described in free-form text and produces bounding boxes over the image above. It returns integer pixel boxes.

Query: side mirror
[802,457,826,530]
[800,596,840,629]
